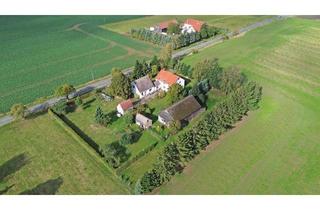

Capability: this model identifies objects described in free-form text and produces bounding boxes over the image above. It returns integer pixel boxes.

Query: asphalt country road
[0,16,287,127]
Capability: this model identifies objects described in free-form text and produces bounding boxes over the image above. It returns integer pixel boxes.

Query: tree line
[134,59,262,194]
[130,24,225,50]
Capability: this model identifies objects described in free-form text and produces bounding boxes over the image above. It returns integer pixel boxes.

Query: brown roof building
[158,95,204,126]
[117,99,133,116]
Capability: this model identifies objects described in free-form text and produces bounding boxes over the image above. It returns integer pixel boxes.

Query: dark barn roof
[159,95,202,123]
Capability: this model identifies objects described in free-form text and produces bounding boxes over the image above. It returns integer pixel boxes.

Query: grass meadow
[0,16,159,113]
[0,114,129,194]
[157,17,320,194]
[102,15,272,34]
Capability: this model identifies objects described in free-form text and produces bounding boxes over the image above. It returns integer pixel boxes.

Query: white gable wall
[132,83,157,99]
[117,104,124,116]
[181,24,196,34]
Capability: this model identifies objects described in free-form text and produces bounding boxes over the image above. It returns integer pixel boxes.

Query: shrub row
[130,26,225,50]
[131,28,172,46]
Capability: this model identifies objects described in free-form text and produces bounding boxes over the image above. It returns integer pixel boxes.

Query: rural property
[0,15,319,195]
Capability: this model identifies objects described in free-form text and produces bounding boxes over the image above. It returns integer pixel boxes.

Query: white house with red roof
[116,99,133,116]
[181,18,204,34]
[155,69,185,92]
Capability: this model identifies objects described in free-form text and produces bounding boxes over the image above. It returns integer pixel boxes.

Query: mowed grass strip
[102,15,273,34]
[0,114,129,194]
[157,17,320,194]
[0,16,159,112]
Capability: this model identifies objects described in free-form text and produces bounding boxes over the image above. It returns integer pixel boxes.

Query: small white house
[132,75,157,99]
[116,99,133,116]
[136,113,152,129]
[155,69,185,92]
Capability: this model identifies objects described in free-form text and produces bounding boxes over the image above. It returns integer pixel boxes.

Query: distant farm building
[150,19,178,34]
[155,69,185,92]
[158,95,204,126]
[117,99,133,116]
[132,75,157,99]
[135,113,152,129]
[181,18,204,34]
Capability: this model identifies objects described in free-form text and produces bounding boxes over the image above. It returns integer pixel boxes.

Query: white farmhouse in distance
[181,18,204,34]
[155,69,185,92]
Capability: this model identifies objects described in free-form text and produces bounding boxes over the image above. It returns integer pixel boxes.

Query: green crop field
[157,17,320,194]
[0,114,129,194]
[102,15,272,34]
[0,16,159,113]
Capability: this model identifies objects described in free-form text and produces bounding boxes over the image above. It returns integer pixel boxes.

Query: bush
[124,112,134,124]
[10,103,27,119]
[192,49,199,54]
[119,131,136,145]
[54,84,75,97]
[95,107,111,126]
[52,99,68,115]
[157,90,166,99]
[102,142,130,168]
[168,120,182,135]
[75,96,83,106]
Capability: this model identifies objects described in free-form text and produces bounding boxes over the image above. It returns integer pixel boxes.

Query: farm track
[72,24,150,57]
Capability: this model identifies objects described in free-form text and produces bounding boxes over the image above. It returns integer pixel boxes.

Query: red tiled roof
[156,69,179,86]
[184,18,204,32]
[158,19,178,30]
[119,99,133,111]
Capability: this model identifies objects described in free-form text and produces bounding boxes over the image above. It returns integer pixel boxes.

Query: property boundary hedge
[48,109,126,179]
[49,109,103,156]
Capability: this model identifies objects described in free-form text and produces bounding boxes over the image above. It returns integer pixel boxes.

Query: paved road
[0,16,287,128]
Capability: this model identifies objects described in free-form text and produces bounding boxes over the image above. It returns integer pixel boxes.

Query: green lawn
[0,16,159,112]
[67,96,126,147]
[66,95,160,162]
[0,114,129,194]
[157,17,320,194]
[102,15,272,35]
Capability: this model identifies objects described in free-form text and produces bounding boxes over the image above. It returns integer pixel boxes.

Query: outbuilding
[117,99,133,116]
[135,113,152,129]
[158,95,204,126]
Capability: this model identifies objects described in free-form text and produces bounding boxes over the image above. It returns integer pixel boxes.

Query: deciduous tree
[108,68,132,99]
